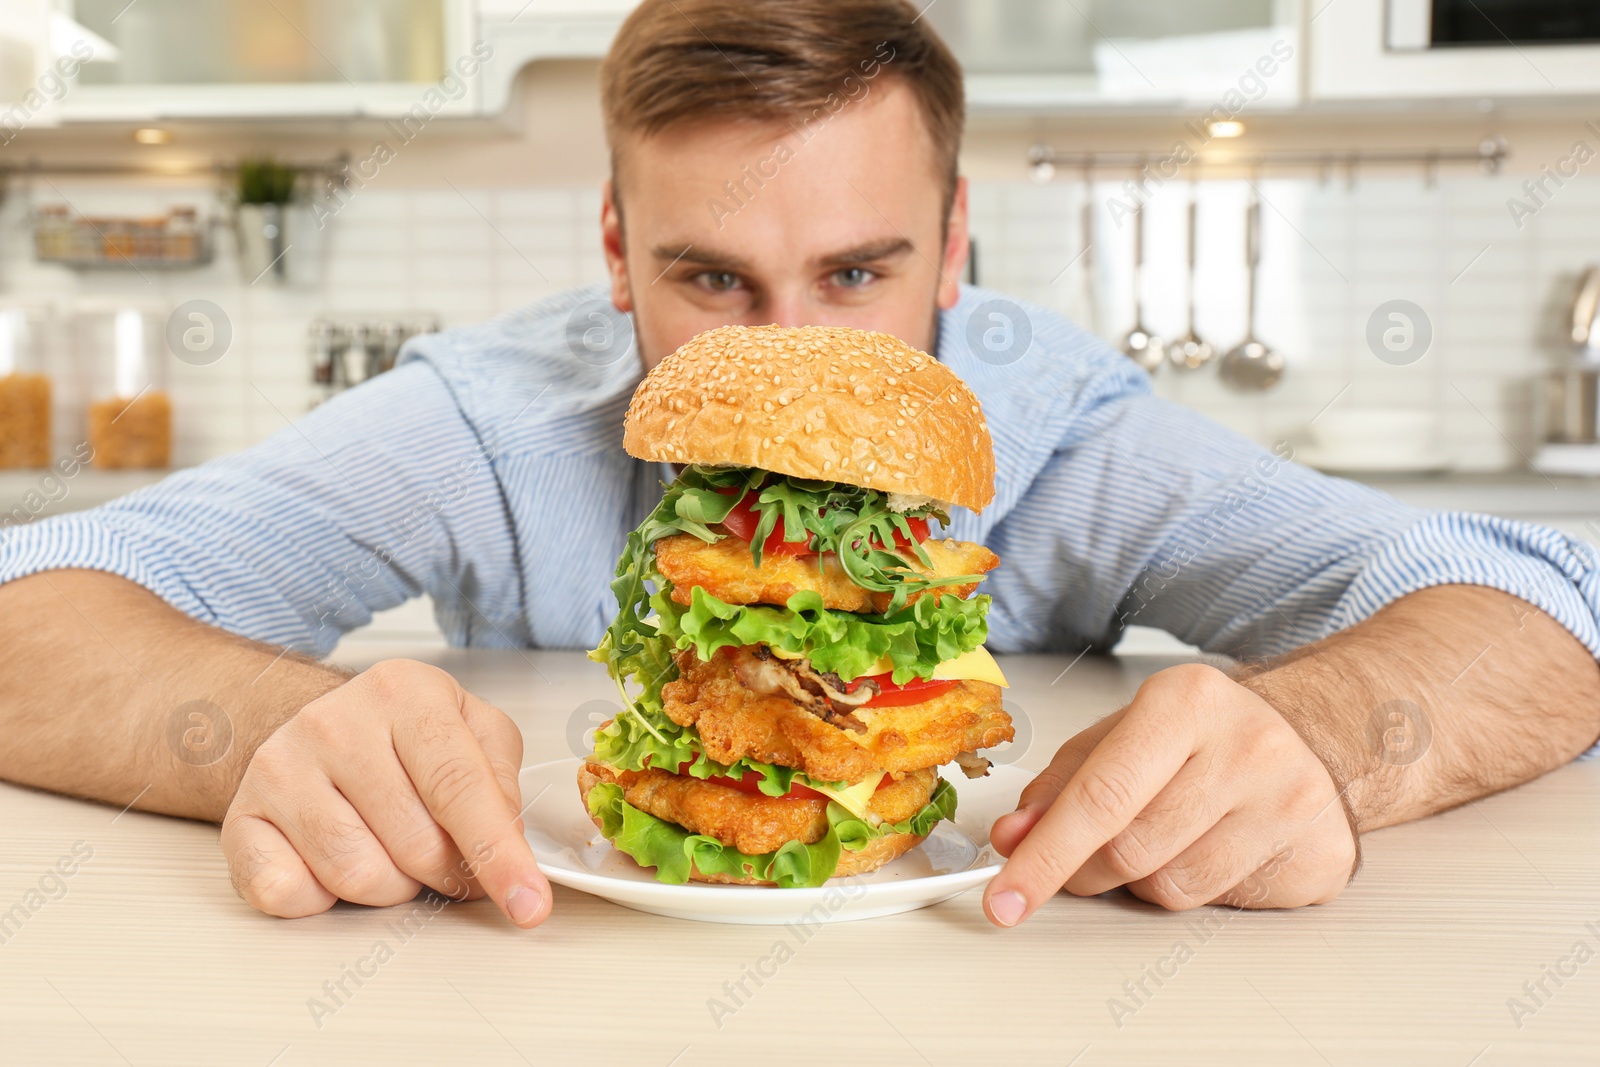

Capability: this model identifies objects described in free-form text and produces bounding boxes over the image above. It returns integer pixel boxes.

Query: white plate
[520,758,1029,925]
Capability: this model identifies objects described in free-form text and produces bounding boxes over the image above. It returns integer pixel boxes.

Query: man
[1,0,1596,932]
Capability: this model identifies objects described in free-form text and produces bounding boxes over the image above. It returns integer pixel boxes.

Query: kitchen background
[4,0,1600,648]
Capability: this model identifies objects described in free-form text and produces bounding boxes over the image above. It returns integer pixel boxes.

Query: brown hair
[600,0,965,209]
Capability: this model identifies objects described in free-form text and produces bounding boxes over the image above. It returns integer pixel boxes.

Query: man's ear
[601,179,634,313]
[937,176,970,310]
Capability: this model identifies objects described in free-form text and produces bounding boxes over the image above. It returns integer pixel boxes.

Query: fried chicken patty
[578,760,938,856]
[661,649,1013,783]
[654,533,998,613]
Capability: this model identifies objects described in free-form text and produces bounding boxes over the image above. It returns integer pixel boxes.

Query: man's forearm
[0,569,349,822]
[1238,584,1600,833]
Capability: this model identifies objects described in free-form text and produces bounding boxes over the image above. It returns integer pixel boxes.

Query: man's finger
[392,703,551,929]
[256,781,421,908]
[221,812,338,918]
[1123,811,1276,911]
[982,702,1193,927]
[459,691,526,826]
[989,709,1124,857]
[1066,753,1238,897]
[327,755,485,902]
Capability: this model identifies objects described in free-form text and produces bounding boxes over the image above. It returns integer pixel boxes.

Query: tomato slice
[847,671,958,708]
[715,488,814,558]
[676,761,874,802]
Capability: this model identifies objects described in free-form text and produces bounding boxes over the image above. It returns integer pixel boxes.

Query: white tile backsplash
[968,173,1600,469]
[0,173,1595,471]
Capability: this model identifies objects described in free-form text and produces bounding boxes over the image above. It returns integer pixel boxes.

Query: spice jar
[80,306,171,469]
[0,307,51,469]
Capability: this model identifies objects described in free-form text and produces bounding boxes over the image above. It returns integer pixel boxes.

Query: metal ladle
[1169,192,1215,371]
[1218,193,1285,391]
[1119,202,1165,373]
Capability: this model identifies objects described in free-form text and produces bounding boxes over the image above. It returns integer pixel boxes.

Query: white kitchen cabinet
[1311,0,1600,101]
[926,0,1304,112]
[16,0,634,122]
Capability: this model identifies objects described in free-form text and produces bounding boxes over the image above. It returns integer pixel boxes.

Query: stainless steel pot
[1543,267,1600,444]
[1543,368,1600,444]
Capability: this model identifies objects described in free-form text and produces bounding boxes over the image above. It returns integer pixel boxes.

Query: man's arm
[0,569,342,820]
[946,330,1600,922]
[0,569,552,926]
[981,585,1600,926]
[0,359,556,925]
[1242,584,1600,833]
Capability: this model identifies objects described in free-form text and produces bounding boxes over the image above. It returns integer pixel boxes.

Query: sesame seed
[733,412,743,424]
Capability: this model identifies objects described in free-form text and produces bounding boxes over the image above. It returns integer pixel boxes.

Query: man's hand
[221,659,552,928]
[981,664,1357,927]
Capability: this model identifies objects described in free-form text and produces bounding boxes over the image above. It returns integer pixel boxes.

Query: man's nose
[757,291,813,330]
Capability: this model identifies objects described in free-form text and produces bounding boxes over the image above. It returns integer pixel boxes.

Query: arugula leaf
[585,777,958,887]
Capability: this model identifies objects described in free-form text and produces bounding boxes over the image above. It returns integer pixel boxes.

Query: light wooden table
[2,645,1597,1066]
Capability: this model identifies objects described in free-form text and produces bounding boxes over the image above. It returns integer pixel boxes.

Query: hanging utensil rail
[1027,138,1509,179]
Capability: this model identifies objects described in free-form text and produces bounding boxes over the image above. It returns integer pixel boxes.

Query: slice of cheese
[930,645,1009,687]
[805,774,883,819]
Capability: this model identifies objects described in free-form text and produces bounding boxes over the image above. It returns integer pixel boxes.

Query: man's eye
[832,267,875,288]
[696,271,742,292]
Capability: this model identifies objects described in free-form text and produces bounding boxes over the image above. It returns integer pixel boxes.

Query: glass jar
[165,206,200,263]
[0,306,51,469]
[77,306,171,469]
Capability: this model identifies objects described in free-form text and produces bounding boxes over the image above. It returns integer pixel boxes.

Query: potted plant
[234,159,309,285]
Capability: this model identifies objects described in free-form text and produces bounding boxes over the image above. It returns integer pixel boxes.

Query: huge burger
[581,324,1012,887]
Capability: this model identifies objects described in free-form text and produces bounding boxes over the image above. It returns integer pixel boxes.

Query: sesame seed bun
[624,324,995,513]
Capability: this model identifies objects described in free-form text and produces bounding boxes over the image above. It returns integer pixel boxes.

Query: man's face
[601,79,969,370]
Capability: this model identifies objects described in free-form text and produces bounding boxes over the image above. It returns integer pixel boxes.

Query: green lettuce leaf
[654,585,991,685]
[830,777,959,849]
[585,777,959,887]
[586,781,842,887]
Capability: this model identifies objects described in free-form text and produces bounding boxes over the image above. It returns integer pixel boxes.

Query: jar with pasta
[80,307,171,469]
[0,307,52,469]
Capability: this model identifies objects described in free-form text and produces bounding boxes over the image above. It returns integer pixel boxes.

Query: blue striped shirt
[5,284,1600,684]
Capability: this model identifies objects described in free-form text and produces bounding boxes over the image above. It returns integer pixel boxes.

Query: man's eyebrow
[815,237,914,268]
[649,244,750,272]
[645,236,915,274]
